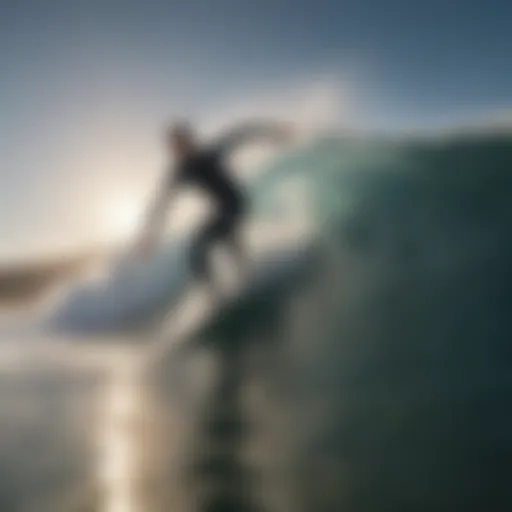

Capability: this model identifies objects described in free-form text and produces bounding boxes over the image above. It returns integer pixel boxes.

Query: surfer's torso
[176,148,244,213]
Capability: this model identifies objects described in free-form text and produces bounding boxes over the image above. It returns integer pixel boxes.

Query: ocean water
[0,132,511,511]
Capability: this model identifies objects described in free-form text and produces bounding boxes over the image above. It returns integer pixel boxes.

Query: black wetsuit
[175,147,246,280]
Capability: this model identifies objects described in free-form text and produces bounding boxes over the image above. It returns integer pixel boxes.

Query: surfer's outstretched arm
[214,120,293,155]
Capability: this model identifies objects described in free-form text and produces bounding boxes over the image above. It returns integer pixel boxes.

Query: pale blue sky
[1,0,511,260]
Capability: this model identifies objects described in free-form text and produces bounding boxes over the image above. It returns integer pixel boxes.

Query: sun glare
[105,198,143,242]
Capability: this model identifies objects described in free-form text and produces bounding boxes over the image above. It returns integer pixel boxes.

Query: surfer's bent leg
[189,207,244,289]
[189,221,216,284]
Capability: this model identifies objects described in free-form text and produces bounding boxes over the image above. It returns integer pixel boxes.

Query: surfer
[136,120,291,295]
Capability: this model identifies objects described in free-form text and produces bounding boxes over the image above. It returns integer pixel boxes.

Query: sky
[1,0,511,261]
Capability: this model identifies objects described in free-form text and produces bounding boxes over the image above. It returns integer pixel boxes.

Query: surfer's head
[166,121,197,159]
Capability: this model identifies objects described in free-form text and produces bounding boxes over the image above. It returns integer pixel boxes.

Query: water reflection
[100,367,139,512]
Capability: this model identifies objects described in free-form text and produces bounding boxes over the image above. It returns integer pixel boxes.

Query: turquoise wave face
[251,132,512,246]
